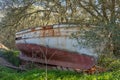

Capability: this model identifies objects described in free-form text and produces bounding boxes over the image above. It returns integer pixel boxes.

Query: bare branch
[89,0,103,19]
[78,1,101,20]
[101,0,109,22]
[110,0,115,23]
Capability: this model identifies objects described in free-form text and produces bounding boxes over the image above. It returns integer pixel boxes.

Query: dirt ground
[0,57,13,66]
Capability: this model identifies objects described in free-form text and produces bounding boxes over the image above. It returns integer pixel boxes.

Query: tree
[73,0,120,57]
[0,0,119,57]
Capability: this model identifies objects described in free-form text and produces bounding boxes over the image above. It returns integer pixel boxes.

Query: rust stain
[16,24,81,38]
[16,25,80,40]
[42,26,53,30]
[40,28,61,37]
[31,28,35,32]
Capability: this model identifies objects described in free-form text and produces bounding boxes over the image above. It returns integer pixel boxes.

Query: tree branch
[110,0,115,23]
[101,0,109,22]
[78,1,101,20]
[89,0,103,19]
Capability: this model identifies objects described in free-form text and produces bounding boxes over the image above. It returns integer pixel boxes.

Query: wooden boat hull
[16,43,95,70]
[16,24,97,70]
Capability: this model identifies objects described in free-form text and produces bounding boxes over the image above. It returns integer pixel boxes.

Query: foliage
[0,0,119,57]
[70,0,120,57]
[0,49,120,80]
[0,50,20,66]
[0,0,91,48]
[0,65,120,80]
[98,54,120,71]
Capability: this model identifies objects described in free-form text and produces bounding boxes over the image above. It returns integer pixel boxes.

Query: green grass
[0,50,120,80]
[0,66,120,80]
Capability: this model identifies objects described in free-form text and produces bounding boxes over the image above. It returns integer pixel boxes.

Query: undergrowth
[0,50,120,80]
[98,54,120,71]
[0,65,120,80]
[0,50,20,66]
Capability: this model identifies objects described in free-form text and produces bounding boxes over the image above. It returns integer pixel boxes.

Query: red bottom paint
[16,43,96,70]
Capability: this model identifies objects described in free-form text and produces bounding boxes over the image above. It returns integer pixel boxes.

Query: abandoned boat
[15,24,96,70]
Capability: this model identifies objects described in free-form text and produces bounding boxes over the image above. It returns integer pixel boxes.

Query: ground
[0,57,13,66]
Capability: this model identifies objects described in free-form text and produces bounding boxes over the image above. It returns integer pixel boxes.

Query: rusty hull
[16,43,95,70]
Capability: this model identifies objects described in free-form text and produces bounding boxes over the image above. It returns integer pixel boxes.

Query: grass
[0,66,120,80]
[0,50,120,80]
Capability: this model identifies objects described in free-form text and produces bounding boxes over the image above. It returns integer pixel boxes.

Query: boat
[15,24,96,71]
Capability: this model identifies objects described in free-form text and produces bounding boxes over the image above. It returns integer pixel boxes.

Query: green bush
[108,59,120,71]
[0,50,20,66]
[98,54,120,71]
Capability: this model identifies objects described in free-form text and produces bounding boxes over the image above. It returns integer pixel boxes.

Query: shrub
[0,50,21,66]
[98,54,120,71]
